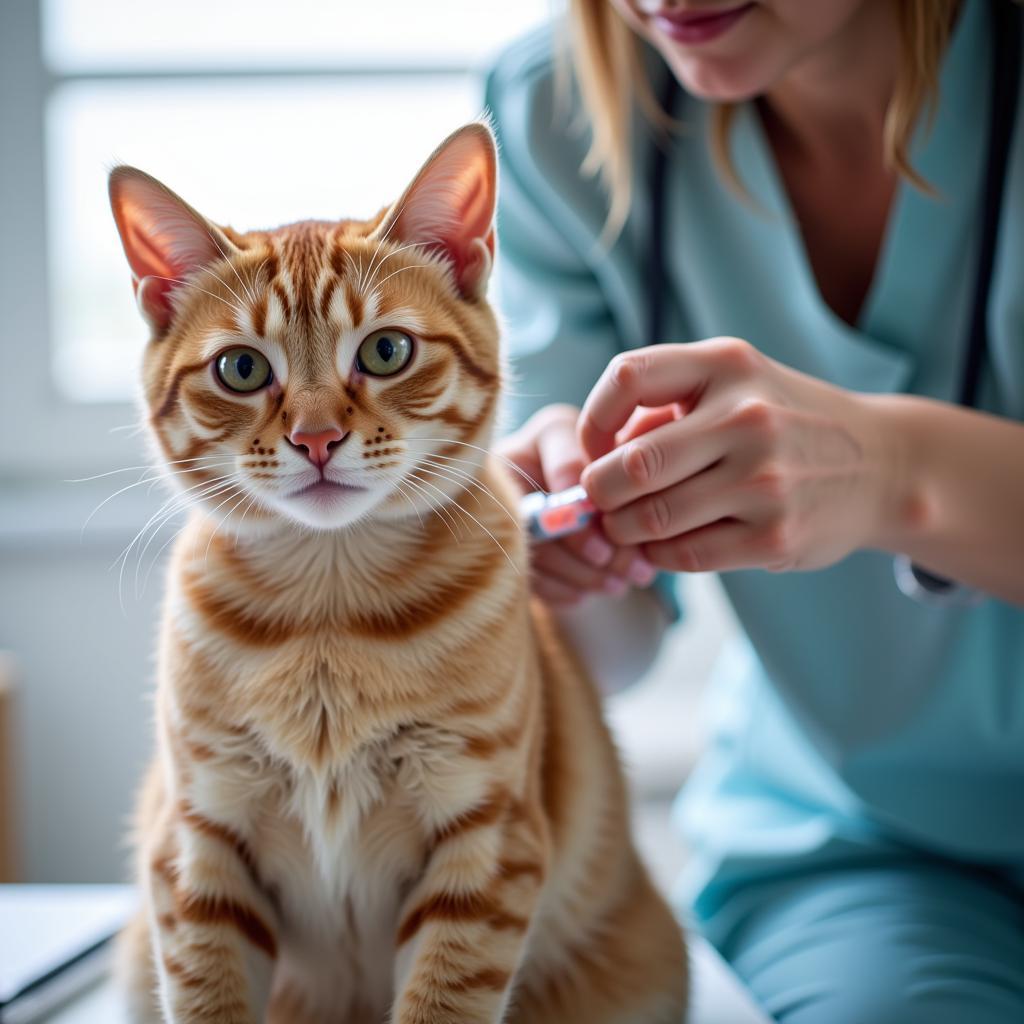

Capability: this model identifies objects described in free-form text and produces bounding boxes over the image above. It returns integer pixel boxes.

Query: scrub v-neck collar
[729,0,989,387]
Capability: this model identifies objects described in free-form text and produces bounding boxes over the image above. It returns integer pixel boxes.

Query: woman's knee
[708,864,1024,1024]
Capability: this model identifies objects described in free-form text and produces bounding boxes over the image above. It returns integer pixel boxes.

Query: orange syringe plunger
[520,485,597,542]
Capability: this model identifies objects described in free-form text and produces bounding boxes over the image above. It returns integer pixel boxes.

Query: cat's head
[109,123,500,532]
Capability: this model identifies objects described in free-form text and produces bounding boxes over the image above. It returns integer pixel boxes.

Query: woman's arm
[553,587,673,695]
[864,394,1024,605]
[577,338,1024,607]
[486,48,668,611]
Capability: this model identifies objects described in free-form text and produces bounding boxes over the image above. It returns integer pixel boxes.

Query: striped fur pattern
[110,124,687,1023]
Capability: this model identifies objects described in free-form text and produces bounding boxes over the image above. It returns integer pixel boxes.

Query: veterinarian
[486,1,1024,1021]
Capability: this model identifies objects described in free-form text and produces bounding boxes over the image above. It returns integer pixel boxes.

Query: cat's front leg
[391,796,547,1024]
[144,806,278,1024]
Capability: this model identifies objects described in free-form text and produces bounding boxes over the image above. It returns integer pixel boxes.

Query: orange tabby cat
[110,123,687,1024]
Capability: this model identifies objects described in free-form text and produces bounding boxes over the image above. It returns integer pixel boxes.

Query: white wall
[1,485,165,882]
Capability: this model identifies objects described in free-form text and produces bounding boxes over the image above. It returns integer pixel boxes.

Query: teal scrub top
[484,0,1024,922]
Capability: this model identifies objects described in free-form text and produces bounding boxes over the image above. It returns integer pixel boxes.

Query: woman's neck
[760,0,901,166]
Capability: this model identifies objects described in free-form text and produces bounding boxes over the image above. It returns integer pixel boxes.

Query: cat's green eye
[357,329,413,377]
[215,347,272,393]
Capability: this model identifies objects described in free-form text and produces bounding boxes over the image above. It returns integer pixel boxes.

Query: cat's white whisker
[250,255,273,300]
[145,274,249,321]
[111,473,237,605]
[125,480,239,602]
[389,479,425,530]
[130,471,237,593]
[408,472,518,573]
[412,459,520,532]
[134,476,240,595]
[400,476,463,542]
[403,438,548,494]
[68,454,237,483]
[232,492,264,550]
[374,264,434,290]
[207,237,256,313]
[364,241,427,295]
[407,472,476,534]
[139,518,188,597]
[79,461,237,536]
[361,191,416,292]
[395,451,494,510]
[401,474,462,537]
[81,472,166,535]
[109,422,146,437]
[201,487,252,567]
[209,234,263,310]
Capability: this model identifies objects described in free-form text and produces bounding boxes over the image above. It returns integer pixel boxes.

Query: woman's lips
[651,3,756,44]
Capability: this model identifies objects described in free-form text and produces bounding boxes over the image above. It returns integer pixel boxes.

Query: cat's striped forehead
[181,217,467,379]
[230,218,399,337]
[149,218,493,392]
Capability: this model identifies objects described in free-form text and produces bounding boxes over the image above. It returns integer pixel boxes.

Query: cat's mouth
[289,479,367,500]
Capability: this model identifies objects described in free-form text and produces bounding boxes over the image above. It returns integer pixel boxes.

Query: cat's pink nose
[288,426,347,468]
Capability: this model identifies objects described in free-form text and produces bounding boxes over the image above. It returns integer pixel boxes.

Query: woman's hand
[496,404,657,605]
[577,337,904,574]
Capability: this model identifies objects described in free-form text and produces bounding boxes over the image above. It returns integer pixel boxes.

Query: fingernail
[627,558,657,587]
[603,576,628,597]
[582,535,614,567]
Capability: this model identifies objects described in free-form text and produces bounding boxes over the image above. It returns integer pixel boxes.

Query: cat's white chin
[263,484,384,531]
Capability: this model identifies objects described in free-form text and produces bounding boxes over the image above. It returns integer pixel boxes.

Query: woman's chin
[660,50,777,104]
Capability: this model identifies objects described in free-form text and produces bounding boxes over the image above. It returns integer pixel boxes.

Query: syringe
[520,485,597,542]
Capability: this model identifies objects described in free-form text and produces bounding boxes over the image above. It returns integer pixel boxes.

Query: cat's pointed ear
[372,122,497,299]
[108,166,234,331]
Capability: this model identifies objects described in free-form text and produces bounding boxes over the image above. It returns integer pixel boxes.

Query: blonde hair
[566,0,961,239]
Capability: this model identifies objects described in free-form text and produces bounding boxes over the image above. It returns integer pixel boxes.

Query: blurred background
[0,0,735,891]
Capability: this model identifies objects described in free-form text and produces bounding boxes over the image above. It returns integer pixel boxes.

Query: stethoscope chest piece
[892,555,983,607]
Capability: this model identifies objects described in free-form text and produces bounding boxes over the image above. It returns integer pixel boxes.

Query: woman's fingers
[643,520,757,574]
[536,415,586,492]
[615,403,682,446]
[557,524,614,569]
[600,464,738,546]
[503,402,584,495]
[643,515,797,574]
[532,540,623,594]
[609,545,658,587]
[493,435,546,497]
[582,411,725,512]
[531,572,586,606]
[578,338,762,460]
[494,403,581,495]
[495,403,663,602]
[533,527,654,592]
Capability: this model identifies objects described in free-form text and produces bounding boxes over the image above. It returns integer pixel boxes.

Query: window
[0,0,550,478]
[44,0,550,404]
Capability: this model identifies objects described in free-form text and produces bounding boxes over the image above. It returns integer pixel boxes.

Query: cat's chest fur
[166,520,522,1005]
[179,634,491,926]
[241,737,427,1018]
[185,694,466,1014]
